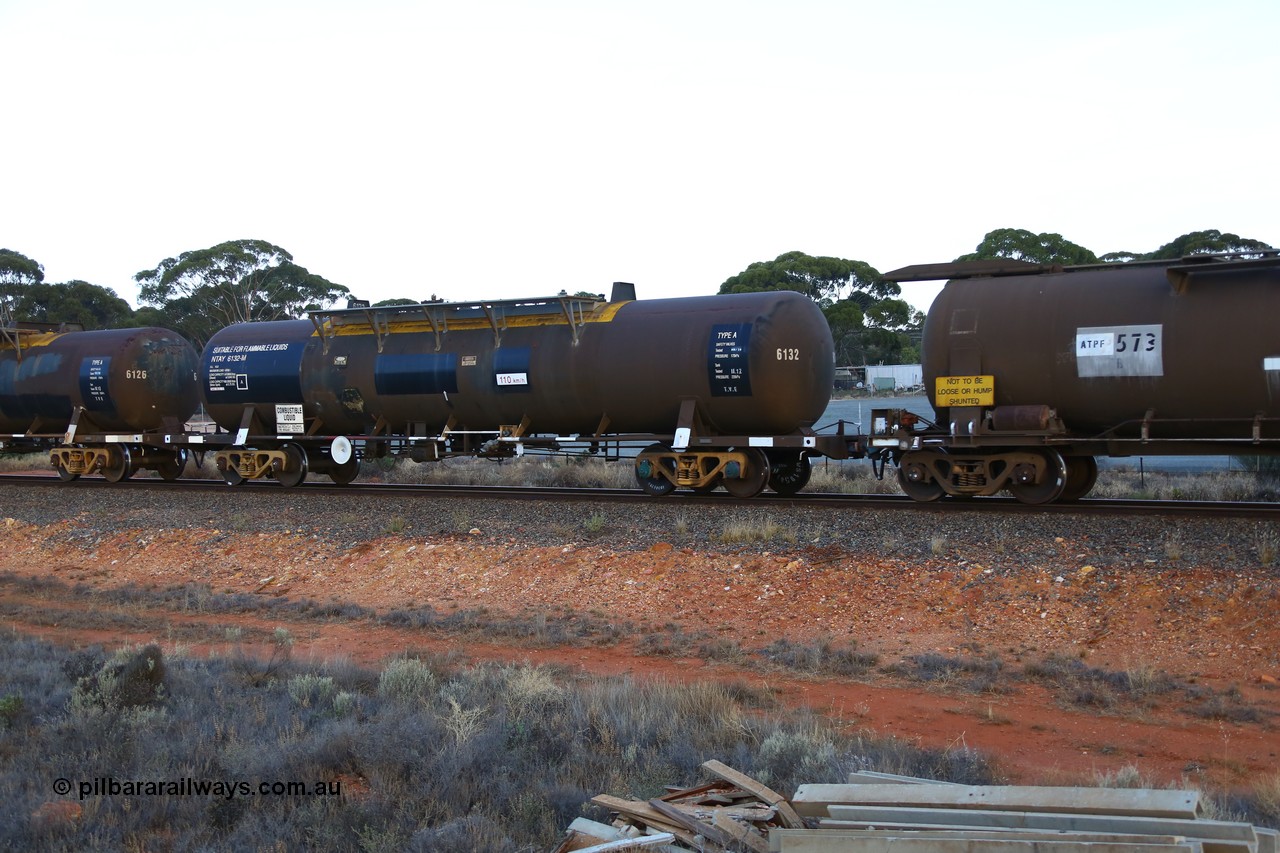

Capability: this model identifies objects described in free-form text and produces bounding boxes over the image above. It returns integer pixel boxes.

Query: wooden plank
[588,795,700,847]
[1257,828,1278,853]
[552,818,629,853]
[590,795,674,824]
[659,781,742,803]
[568,817,628,841]
[792,783,1202,819]
[665,801,776,823]
[711,810,770,853]
[648,797,740,849]
[571,833,676,852]
[769,828,1200,852]
[819,806,1256,853]
[701,759,806,828]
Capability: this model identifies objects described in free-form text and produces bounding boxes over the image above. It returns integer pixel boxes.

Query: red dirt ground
[2,515,1279,792]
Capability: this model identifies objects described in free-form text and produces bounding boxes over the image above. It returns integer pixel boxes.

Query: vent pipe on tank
[610,282,637,302]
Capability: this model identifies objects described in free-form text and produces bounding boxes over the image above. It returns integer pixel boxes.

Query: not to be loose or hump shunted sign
[934,374,994,407]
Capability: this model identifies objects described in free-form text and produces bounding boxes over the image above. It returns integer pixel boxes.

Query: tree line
[1,229,1273,357]
[0,240,349,348]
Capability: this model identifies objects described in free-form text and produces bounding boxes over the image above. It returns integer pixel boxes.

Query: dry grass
[718,514,792,544]
[0,453,45,473]
[0,631,998,852]
[1091,467,1280,502]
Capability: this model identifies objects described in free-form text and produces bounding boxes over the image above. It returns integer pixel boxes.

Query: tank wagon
[873,252,1280,503]
[0,324,200,481]
[196,284,843,495]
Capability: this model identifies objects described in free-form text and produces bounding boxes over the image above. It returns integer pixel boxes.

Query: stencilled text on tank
[1075,325,1163,378]
[708,324,752,396]
[204,342,304,399]
[79,357,112,412]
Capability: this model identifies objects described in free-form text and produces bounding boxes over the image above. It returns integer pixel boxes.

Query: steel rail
[0,473,1276,519]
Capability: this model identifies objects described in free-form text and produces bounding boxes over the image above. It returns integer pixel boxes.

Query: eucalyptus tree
[11,281,133,329]
[720,250,897,307]
[1141,229,1273,259]
[135,239,349,346]
[0,249,45,320]
[719,251,921,366]
[955,228,1098,265]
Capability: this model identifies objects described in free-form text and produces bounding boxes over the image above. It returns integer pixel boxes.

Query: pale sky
[3,0,1276,315]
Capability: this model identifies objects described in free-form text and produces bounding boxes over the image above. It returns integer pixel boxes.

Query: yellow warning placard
[934,375,994,407]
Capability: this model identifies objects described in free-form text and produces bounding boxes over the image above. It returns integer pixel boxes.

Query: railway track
[2,472,1277,519]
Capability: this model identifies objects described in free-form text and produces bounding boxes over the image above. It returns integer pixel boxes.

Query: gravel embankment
[4,482,1277,572]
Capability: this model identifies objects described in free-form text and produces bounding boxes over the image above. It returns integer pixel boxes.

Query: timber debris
[556,761,1280,852]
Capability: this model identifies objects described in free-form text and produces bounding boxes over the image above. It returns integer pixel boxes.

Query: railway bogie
[49,444,190,483]
[633,445,780,498]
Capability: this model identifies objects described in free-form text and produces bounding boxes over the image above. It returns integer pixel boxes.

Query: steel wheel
[275,443,309,488]
[1060,456,1098,502]
[156,448,189,482]
[101,446,134,483]
[220,455,245,486]
[723,448,770,498]
[1007,449,1067,505]
[329,457,360,486]
[767,453,812,496]
[896,458,945,502]
[55,462,79,482]
[634,443,676,496]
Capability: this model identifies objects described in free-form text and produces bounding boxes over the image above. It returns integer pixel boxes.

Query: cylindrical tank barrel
[922,260,1280,436]
[0,327,200,433]
[200,292,835,438]
[200,320,316,432]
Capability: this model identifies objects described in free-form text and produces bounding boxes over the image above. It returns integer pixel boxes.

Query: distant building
[834,364,923,394]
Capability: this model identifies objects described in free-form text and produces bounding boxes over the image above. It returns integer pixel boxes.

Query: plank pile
[553,759,804,852]
[783,772,1280,852]
[559,766,1280,853]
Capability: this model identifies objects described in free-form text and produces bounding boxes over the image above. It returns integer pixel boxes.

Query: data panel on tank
[204,342,306,401]
[1075,325,1163,378]
[708,324,752,396]
[79,357,114,414]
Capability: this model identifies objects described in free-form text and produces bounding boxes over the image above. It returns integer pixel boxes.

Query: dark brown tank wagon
[197,284,850,494]
[0,326,199,482]
[878,252,1280,504]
